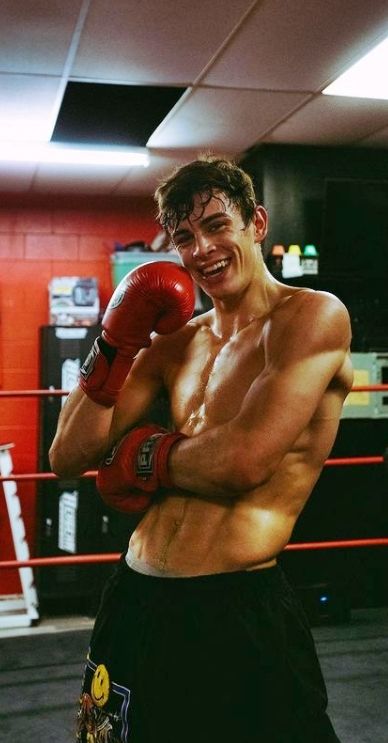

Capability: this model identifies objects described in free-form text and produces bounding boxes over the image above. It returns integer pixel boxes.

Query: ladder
[0,443,39,628]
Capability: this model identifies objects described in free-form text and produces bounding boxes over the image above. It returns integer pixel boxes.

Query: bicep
[233,346,347,469]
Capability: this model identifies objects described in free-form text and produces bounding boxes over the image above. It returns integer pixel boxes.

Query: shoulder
[301,289,350,335]
[275,288,350,331]
[268,289,351,358]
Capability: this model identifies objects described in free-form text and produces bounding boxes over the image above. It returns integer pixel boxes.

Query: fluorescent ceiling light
[323,35,388,100]
[0,142,149,167]
[0,121,53,143]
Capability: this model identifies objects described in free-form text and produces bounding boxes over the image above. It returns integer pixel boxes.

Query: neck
[210,263,282,339]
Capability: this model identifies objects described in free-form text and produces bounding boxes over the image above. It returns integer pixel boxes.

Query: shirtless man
[50,157,353,743]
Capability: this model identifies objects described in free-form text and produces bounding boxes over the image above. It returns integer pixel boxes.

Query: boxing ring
[0,386,388,586]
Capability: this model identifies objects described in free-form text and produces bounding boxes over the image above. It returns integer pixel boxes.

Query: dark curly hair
[155,156,258,233]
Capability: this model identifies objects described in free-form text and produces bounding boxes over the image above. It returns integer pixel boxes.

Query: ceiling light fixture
[0,142,149,167]
[322,35,388,100]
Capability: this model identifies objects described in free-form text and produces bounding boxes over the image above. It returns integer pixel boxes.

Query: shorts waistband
[118,553,285,596]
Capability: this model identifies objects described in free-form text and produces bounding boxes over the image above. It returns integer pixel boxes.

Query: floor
[0,608,387,742]
[313,608,388,743]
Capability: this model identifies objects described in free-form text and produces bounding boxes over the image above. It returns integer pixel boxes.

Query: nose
[192,231,215,258]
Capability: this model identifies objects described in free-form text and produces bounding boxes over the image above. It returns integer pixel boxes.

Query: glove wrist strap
[136,431,186,488]
[79,336,133,407]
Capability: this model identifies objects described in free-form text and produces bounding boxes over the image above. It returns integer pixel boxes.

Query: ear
[253,205,268,242]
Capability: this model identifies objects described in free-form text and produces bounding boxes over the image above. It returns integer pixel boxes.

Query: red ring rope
[285,537,388,550]
[0,554,120,568]
[0,471,97,482]
[325,456,384,466]
[1,384,388,399]
[1,452,386,484]
[0,537,387,569]
[0,389,69,397]
[350,385,388,392]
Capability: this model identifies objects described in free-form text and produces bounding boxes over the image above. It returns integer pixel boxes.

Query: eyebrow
[173,211,230,238]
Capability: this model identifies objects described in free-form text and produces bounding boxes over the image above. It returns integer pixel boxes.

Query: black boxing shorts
[76,556,341,743]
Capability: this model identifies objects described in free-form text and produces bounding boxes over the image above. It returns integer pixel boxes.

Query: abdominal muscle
[127,452,323,577]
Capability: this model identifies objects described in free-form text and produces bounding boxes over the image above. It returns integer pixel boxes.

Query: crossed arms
[50,291,352,500]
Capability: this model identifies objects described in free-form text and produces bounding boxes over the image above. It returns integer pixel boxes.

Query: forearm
[49,386,115,478]
[94,421,247,514]
[168,424,271,498]
[93,419,273,513]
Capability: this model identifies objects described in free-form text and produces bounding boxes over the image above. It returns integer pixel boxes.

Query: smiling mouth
[200,258,231,278]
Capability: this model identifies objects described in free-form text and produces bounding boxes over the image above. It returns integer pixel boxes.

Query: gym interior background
[1,142,388,615]
[1,3,388,741]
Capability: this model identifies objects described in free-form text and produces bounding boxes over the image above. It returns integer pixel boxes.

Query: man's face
[171,192,268,300]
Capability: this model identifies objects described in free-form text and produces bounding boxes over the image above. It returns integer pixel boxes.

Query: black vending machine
[37,325,141,615]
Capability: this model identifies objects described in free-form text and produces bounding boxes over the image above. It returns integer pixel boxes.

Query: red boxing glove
[96,424,186,513]
[79,262,195,407]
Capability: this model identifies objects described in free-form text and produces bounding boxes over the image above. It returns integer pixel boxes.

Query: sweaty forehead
[174,192,234,232]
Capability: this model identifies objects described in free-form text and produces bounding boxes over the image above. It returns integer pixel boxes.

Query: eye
[207,221,227,233]
[174,233,193,249]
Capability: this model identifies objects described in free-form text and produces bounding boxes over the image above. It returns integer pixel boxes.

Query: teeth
[202,259,229,276]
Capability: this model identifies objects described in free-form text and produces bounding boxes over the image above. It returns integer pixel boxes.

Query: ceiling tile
[1,0,388,198]
[71,0,255,84]
[148,87,307,150]
[0,0,85,75]
[203,0,388,92]
[115,148,205,196]
[263,95,388,146]
[0,74,63,141]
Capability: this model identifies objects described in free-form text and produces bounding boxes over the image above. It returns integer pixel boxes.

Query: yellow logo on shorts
[91,664,110,707]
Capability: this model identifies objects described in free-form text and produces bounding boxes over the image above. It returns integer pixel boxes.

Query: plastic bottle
[268,244,285,278]
[282,244,303,278]
[301,244,319,275]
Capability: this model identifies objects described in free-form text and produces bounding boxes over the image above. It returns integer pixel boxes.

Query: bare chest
[168,328,265,436]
